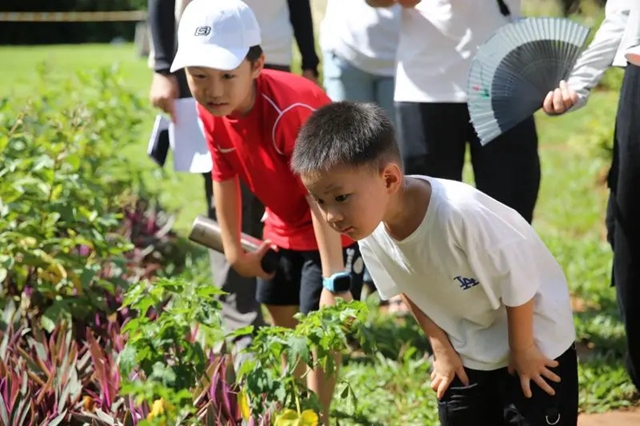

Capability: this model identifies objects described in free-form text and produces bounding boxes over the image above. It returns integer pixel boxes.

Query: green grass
[2,42,637,423]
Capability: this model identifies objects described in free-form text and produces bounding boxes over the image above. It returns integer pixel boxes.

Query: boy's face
[185,54,265,117]
[301,163,403,241]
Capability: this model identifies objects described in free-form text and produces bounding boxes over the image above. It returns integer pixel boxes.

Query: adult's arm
[566,0,630,111]
[287,0,320,75]
[148,0,178,74]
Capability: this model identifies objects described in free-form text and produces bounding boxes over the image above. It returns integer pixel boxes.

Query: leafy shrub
[0,299,145,425]
[235,301,373,423]
[116,277,372,425]
[0,66,186,333]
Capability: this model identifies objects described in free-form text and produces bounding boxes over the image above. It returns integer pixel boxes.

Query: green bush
[0,66,182,332]
[118,277,372,425]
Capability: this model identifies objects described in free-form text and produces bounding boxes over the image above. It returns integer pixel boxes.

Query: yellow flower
[299,410,319,426]
[147,398,165,421]
[238,388,251,420]
[274,409,319,426]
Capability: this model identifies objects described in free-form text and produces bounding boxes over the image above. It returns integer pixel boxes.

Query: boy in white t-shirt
[291,101,579,425]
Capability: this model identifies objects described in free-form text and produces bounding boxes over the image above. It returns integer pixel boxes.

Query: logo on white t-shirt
[453,275,479,291]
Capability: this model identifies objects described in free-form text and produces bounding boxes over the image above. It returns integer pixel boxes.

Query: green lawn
[2,43,636,423]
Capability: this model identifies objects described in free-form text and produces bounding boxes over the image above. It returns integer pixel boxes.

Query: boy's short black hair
[246,45,263,63]
[291,101,401,176]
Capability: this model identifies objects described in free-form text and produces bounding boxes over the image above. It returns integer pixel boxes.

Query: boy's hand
[430,347,469,400]
[542,80,578,116]
[231,240,276,280]
[508,344,561,398]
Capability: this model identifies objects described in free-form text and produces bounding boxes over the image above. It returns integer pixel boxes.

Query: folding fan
[467,17,591,145]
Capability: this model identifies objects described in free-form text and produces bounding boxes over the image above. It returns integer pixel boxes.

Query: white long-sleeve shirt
[568,0,640,111]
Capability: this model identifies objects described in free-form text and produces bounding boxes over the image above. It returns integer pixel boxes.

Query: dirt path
[578,408,640,425]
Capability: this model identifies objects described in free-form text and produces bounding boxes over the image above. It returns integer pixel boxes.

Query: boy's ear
[381,162,403,194]
[251,53,266,78]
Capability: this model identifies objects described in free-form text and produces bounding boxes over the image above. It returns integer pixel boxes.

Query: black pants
[438,345,579,426]
[605,63,640,393]
[396,102,540,223]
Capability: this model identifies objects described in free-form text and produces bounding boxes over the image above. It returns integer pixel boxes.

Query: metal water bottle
[188,215,280,274]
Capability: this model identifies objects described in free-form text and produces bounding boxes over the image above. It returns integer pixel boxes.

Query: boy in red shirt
[170,0,364,421]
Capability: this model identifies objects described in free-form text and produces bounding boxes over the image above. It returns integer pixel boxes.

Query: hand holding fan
[467,17,591,145]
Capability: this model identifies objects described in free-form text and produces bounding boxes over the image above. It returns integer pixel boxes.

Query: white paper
[168,98,213,173]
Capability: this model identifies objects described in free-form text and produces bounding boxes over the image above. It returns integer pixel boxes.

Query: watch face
[333,274,351,293]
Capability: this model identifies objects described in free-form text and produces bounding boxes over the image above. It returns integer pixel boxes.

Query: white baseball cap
[170,0,262,73]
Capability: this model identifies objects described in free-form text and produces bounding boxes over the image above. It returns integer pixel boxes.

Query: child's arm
[213,177,273,279]
[506,299,561,398]
[400,294,469,399]
[307,196,352,305]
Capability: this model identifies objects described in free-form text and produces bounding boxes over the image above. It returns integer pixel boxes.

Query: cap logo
[194,26,211,36]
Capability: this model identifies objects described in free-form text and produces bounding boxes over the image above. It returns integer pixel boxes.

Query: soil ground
[578,407,640,425]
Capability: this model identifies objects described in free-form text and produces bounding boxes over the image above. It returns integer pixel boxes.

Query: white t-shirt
[359,176,576,371]
[320,0,401,77]
[244,0,293,67]
[394,0,520,103]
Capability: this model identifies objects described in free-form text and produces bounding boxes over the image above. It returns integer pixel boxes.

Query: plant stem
[292,380,301,415]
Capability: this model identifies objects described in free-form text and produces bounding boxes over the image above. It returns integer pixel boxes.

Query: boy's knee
[265,304,299,328]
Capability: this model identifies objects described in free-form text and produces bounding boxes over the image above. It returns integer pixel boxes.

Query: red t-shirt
[197,69,353,251]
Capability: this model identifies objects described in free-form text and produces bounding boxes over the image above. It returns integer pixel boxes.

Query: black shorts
[438,344,579,426]
[256,243,365,314]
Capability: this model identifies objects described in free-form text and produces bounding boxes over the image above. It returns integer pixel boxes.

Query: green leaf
[40,314,56,333]
[287,335,311,367]
[340,385,350,399]
[117,345,137,376]
[195,285,226,298]
[226,325,254,340]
